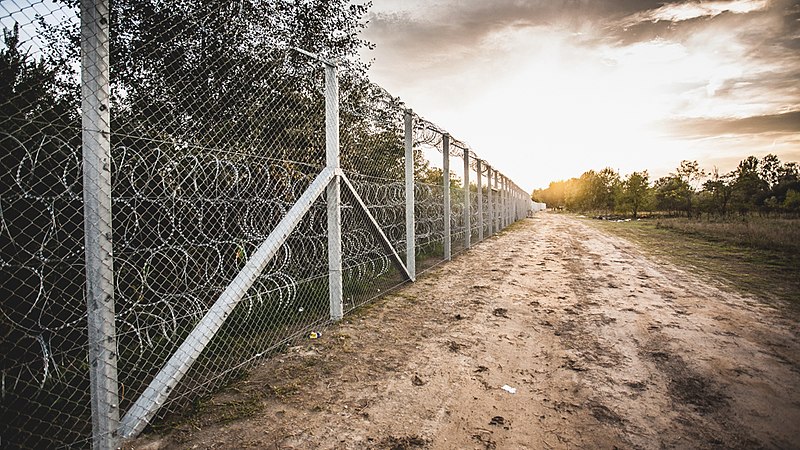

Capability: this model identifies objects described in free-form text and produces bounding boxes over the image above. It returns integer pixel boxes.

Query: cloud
[599,1,800,120]
[361,0,672,69]
[664,110,800,138]
[361,0,800,188]
[621,0,769,26]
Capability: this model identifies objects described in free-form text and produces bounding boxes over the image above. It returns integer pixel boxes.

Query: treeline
[532,155,800,217]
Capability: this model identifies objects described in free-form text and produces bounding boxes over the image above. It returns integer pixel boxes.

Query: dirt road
[132,213,800,449]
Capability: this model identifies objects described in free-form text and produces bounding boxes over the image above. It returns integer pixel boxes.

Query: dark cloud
[362,0,673,62]
[664,110,800,138]
[364,0,799,74]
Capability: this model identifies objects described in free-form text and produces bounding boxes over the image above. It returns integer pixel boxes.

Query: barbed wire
[0,1,531,447]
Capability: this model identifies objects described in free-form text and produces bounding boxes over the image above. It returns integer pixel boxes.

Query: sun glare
[364,0,797,190]
[440,27,700,186]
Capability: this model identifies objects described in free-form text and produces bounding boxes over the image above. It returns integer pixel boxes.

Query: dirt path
[131,214,800,450]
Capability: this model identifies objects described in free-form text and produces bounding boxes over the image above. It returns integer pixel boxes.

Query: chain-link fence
[1,1,532,448]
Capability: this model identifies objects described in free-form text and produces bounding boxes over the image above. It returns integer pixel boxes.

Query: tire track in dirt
[128,214,800,450]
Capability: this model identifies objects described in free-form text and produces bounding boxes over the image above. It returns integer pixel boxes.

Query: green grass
[584,216,800,312]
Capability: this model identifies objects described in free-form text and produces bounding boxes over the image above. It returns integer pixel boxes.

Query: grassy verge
[583,216,800,312]
[653,216,800,253]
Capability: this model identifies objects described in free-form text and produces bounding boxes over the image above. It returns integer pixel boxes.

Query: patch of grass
[655,216,800,254]
[585,217,800,311]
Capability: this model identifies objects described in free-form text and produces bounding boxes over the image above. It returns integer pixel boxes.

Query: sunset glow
[361,0,800,191]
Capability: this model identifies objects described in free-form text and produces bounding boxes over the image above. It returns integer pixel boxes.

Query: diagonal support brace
[119,167,336,439]
[339,174,414,282]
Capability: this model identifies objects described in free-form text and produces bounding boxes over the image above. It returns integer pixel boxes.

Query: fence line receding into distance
[0,1,534,448]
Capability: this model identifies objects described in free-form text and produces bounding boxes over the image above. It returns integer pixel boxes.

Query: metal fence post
[499,175,504,229]
[511,182,516,223]
[505,179,510,225]
[502,175,505,228]
[325,62,343,321]
[512,182,516,223]
[505,176,509,227]
[442,134,451,260]
[486,165,493,236]
[476,160,483,241]
[499,175,503,229]
[404,109,415,280]
[463,149,471,249]
[493,171,500,231]
[81,0,120,448]
[508,178,512,225]
[506,178,514,225]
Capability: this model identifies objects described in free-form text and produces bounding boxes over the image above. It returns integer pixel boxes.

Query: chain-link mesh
[1,1,531,448]
[2,1,88,448]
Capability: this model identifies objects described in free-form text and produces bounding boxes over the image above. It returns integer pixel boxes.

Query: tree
[784,189,800,212]
[769,160,800,213]
[620,171,649,218]
[654,175,691,216]
[671,160,706,217]
[730,156,768,214]
[533,179,570,210]
[701,168,734,216]
[760,154,782,189]
[532,156,799,217]
[39,0,378,166]
[777,161,799,185]
[596,167,621,212]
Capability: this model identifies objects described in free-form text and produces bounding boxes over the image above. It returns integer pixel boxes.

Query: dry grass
[654,217,800,254]
[585,216,800,311]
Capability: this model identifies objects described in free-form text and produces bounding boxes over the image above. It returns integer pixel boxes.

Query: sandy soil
[129,213,800,450]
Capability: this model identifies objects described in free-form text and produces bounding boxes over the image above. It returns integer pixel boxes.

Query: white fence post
[508,178,512,225]
[326,62,343,321]
[81,0,120,448]
[463,148,471,249]
[504,176,508,228]
[404,109,416,280]
[476,160,483,241]
[442,134,451,260]
[486,165,493,236]
[499,175,504,229]
[494,171,500,231]
[511,181,516,223]
[511,181,515,223]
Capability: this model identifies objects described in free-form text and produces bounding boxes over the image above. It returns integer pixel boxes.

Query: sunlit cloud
[622,0,770,26]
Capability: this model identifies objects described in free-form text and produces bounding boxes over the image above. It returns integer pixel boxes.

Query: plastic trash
[501,385,517,394]
[309,331,322,339]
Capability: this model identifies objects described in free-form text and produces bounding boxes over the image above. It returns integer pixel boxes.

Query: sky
[359,0,800,192]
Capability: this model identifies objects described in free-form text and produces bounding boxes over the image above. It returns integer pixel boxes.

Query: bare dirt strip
[129,213,800,450]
